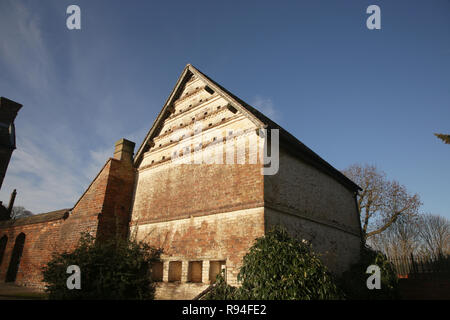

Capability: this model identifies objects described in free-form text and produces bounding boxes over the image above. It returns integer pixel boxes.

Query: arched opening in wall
[0,235,7,266]
[5,233,25,283]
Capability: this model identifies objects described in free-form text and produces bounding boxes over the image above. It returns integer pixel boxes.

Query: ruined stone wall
[264,147,362,274]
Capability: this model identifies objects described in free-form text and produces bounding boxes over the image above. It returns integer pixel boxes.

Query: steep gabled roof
[134,64,265,164]
[134,64,361,192]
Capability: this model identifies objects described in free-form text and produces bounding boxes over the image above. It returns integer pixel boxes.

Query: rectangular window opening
[209,260,226,283]
[168,261,182,282]
[151,261,163,282]
[188,261,203,283]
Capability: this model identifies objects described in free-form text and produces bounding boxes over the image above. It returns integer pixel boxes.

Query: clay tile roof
[0,208,70,228]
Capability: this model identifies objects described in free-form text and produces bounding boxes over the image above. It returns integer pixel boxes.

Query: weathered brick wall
[264,208,361,275]
[132,70,264,223]
[0,156,135,288]
[131,207,265,299]
[264,148,362,274]
[130,74,266,298]
[132,163,264,224]
[0,214,98,288]
[95,159,136,241]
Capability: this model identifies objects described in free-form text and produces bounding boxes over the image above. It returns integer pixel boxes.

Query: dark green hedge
[205,227,343,300]
[42,233,162,300]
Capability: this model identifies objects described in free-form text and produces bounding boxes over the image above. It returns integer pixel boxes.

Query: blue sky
[0,0,449,219]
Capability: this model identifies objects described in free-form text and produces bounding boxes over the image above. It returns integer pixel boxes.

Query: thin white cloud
[0,1,162,214]
[0,0,53,94]
[0,118,147,214]
[0,127,134,214]
[0,1,134,214]
[0,134,86,213]
[251,95,280,121]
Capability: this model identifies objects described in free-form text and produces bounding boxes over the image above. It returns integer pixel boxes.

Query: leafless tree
[368,214,420,258]
[416,213,450,258]
[11,206,33,219]
[342,164,422,241]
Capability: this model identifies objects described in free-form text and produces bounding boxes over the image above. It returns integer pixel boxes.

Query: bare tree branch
[11,206,33,219]
[417,213,450,258]
[342,164,421,242]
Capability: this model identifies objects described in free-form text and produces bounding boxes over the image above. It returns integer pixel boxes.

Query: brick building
[0,65,362,299]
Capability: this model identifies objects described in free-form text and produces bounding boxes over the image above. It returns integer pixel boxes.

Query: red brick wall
[134,207,266,298]
[136,208,265,266]
[0,157,135,288]
[132,163,264,225]
[0,215,98,288]
[94,160,136,241]
[131,160,265,298]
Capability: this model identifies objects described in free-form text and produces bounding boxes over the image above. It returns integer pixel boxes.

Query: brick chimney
[113,138,135,163]
[91,138,136,242]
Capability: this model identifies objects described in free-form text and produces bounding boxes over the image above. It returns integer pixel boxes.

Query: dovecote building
[0,65,362,299]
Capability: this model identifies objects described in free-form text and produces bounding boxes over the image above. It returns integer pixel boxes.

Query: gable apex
[133,64,265,165]
[133,65,361,192]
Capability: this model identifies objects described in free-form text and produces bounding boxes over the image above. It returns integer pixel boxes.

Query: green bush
[205,227,343,300]
[203,273,238,300]
[338,246,399,300]
[42,233,162,300]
